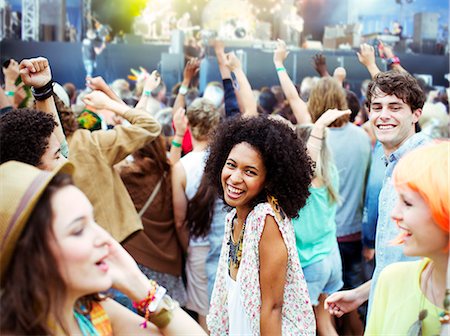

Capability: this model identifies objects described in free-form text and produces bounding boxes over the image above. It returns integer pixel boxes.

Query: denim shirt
[368,132,430,310]
[361,141,385,249]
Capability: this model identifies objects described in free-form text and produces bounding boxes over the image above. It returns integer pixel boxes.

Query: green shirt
[293,165,339,267]
[366,258,443,335]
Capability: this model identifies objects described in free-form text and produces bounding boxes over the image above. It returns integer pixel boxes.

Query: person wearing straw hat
[0,161,205,335]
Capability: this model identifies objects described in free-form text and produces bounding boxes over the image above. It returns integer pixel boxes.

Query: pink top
[207,202,315,335]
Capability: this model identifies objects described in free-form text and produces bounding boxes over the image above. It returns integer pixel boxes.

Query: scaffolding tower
[21,0,38,41]
[82,0,92,38]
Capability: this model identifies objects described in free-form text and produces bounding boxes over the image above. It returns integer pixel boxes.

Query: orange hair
[392,141,449,234]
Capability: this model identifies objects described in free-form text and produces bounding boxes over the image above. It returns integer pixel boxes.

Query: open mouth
[390,225,412,245]
[226,184,244,199]
[95,256,109,272]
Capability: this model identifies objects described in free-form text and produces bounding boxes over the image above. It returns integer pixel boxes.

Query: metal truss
[82,0,91,38]
[21,0,39,41]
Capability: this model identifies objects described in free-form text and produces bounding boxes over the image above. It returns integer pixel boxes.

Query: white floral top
[207,202,315,335]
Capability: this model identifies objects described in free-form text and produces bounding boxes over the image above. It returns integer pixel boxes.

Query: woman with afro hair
[205,116,316,335]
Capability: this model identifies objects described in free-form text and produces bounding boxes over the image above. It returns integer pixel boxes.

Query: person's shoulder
[379,259,423,281]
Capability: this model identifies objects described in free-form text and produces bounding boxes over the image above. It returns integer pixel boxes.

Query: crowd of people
[0,36,449,335]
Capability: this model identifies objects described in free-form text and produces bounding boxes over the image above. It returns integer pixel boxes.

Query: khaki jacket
[69,108,161,242]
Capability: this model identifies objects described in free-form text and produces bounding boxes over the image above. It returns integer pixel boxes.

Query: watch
[178,85,188,96]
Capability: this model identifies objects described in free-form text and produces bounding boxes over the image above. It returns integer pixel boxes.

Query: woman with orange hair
[365,141,449,335]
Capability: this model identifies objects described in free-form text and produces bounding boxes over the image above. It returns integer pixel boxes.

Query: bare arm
[19,57,66,146]
[259,215,287,335]
[171,162,190,252]
[381,43,408,74]
[224,52,257,117]
[168,107,187,165]
[357,44,381,79]
[86,75,127,105]
[2,59,20,107]
[273,39,311,124]
[324,280,371,317]
[172,58,200,116]
[135,70,162,110]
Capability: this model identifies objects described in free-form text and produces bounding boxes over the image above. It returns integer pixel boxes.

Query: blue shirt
[361,141,385,249]
[368,132,430,310]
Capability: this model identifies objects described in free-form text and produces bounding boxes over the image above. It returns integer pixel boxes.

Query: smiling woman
[0,161,206,336]
[365,141,450,336]
[204,116,316,335]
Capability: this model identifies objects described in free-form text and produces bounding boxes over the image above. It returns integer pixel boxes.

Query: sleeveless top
[207,202,316,335]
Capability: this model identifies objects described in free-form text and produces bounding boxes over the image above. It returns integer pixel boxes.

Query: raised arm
[168,107,187,165]
[213,40,240,118]
[380,42,408,74]
[2,59,20,107]
[172,58,200,116]
[171,161,190,252]
[224,51,257,117]
[19,57,66,147]
[307,109,351,167]
[273,39,311,124]
[135,70,162,110]
[86,75,127,106]
[357,44,381,79]
[312,54,331,78]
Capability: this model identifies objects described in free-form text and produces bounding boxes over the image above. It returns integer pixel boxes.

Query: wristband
[5,91,14,97]
[171,140,182,148]
[310,134,323,140]
[178,85,188,96]
[143,89,152,97]
[276,67,286,72]
[32,79,53,94]
[31,83,54,101]
[387,56,400,67]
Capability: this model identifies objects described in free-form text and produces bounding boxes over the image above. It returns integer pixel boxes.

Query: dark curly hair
[204,116,313,218]
[367,70,425,112]
[0,109,56,166]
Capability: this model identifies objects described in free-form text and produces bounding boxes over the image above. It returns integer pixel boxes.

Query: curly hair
[308,77,349,127]
[366,70,426,112]
[0,109,56,166]
[186,97,220,141]
[204,116,313,218]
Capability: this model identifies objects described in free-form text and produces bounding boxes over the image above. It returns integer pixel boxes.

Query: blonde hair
[186,98,220,141]
[296,124,340,204]
[308,77,349,127]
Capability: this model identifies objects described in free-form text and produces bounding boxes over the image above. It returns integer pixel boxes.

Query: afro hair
[204,116,313,218]
[0,108,56,166]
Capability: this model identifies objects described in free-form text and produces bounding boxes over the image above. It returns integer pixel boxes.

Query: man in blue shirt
[324,70,430,318]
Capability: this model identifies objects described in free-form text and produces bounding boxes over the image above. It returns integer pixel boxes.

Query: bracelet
[31,85,54,101]
[387,56,400,67]
[171,140,182,148]
[310,134,323,140]
[276,67,286,72]
[143,89,152,97]
[5,91,14,97]
[132,280,158,313]
[178,85,188,96]
[32,79,53,94]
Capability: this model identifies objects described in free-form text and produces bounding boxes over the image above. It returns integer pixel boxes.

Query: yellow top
[366,258,443,336]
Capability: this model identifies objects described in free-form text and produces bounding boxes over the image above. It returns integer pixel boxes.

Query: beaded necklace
[228,216,246,270]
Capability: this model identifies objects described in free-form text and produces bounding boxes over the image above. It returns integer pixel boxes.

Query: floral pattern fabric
[207,202,315,335]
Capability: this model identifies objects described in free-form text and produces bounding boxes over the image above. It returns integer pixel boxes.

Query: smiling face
[221,142,267,214]
[391,186,448,258]
[369,91,421,156]
[50,185,112,298]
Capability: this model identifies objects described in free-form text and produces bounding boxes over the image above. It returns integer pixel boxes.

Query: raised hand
[86,75,108,91]
[312,54,330,77]
[224,52,241,72]
[357,43,376,67]
[2,59,20,83]
[315,109,351,128]
[173,107,188,136]
[273,39,289,66]
[19,57,52,88]
[183,58,200,83]
[143,70,161,92]
[82,90,113,110]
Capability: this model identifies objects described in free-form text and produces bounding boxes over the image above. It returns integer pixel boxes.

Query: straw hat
[0,161,74,283]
